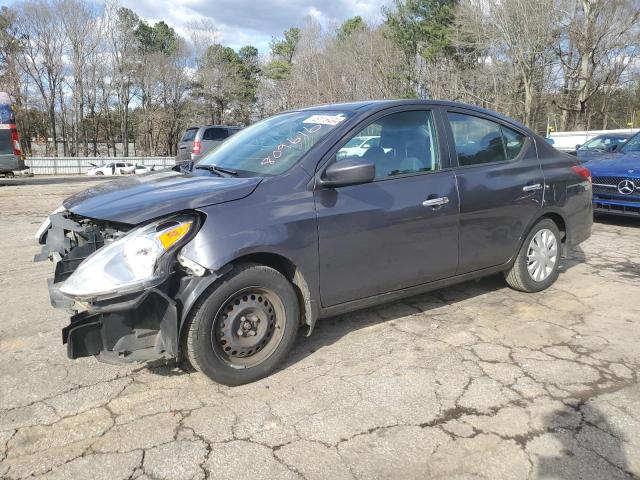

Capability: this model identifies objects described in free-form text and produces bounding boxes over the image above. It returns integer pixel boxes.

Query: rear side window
[447,112,527,166]
[203,128,228,141]
[502,126,526,160]
[181,128,198,142]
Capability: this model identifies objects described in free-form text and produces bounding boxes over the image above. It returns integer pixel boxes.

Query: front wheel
[182,263,300,386]
[505,219,561,293]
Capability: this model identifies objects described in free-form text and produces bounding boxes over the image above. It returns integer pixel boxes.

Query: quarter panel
[536,140,593,246]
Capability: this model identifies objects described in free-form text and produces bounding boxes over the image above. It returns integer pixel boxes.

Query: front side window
[448,113,527,166]
[198,110,351,176]
[336,110,439,179]
[621,133,640,153]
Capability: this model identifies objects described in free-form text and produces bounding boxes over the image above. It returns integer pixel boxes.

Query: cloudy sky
[118,0,392,53]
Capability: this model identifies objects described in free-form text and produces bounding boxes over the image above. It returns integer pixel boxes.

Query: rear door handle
[522,184,542,192]
[422,196,449,207]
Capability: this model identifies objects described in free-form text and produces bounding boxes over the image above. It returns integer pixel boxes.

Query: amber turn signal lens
[158,222,192,250]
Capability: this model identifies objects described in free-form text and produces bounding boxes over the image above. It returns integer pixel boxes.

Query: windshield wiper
[195,164,238,177]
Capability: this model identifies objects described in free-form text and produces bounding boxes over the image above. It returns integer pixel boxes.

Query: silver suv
[177,125,242,163]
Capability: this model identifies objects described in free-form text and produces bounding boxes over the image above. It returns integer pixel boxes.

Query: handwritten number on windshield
[261,124,323,166]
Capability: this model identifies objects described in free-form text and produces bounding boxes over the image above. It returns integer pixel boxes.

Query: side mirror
[575,144,582,150]
[319,158,375,188]
[606,144,618,152]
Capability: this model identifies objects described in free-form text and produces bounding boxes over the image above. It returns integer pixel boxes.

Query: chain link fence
[24,157,176,175]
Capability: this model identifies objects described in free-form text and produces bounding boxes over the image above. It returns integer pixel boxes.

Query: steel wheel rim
[526,228,558,282]
[211,287,286,368]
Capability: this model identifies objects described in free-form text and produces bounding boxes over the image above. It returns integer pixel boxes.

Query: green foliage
[204,44,242,67]
[384,0,458,61]
[238,46,260,102]
[135,19,177,56]
[270,27,300,63]
[116,7,139,31]
[337,16,367,42]
[263,59,291,80]
[238,46,258,62]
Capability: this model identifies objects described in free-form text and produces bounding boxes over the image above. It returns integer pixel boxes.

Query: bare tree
[554,0,640,130]
[458,0,557,127]
[13,0,66,155]
[57,0,100,156]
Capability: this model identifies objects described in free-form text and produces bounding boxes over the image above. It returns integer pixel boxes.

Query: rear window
[181,128,198,142]
[203,128,228,141]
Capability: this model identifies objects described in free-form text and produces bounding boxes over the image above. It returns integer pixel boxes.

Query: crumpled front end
[35,210,189,364]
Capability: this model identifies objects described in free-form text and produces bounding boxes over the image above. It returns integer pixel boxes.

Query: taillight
[572,165,591,184]
[192,140,201,155]
[10,128,21,156]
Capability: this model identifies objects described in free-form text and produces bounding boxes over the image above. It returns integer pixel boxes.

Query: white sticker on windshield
[303,114,346,126]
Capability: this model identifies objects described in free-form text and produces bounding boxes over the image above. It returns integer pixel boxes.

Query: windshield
[621,132,640,153]
[580,135,628,151]
[197,110,351,175]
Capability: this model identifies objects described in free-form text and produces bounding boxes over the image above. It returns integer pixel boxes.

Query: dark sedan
[35,100,593,385]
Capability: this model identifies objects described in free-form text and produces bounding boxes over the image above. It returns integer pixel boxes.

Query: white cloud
[119,0,391,52]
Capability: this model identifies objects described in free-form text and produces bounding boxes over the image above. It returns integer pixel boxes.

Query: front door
[314,109,460,307]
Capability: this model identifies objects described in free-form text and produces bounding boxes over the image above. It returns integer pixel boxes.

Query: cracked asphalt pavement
[1,180,639,480]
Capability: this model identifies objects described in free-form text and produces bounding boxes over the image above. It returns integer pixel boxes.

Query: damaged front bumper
[62,288,178,363]
[36,211,209,365]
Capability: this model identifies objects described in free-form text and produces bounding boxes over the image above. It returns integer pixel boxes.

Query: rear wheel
[95,171,104,175]
[505,219,561,292]
[182,263,299,386]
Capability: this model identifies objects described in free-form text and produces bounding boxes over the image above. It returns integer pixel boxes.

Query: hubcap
[526,228,558,282]
[212,288,285,368]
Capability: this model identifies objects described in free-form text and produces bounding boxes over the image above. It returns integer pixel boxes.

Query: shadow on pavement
[594,213,640,228]
[537,404,632,479]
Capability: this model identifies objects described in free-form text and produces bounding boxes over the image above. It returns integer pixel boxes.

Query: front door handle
[422,196,449,207]
[522,183,542,192]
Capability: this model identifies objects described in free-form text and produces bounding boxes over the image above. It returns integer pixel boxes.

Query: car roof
[591,132,634,139]
[187,125,243,130]
[293,99,531,132]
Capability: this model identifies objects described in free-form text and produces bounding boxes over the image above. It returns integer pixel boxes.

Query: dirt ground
[1,179,639,480]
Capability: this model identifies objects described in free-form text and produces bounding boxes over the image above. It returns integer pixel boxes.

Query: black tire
[182,263,300,386]
[505,218,561,293]
[5,171,14,178]
[95,171,104,175]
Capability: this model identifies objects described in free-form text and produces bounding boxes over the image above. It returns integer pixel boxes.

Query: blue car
[576,133,633,161]
[583,131,640,217]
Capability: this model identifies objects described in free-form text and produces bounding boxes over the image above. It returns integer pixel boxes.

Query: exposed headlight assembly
[60,214,198,301]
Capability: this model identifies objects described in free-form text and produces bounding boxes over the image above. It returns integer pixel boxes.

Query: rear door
[178,128,198,162]
[443,109,543,273]
[201,127,229,156]
[315,108,460,306]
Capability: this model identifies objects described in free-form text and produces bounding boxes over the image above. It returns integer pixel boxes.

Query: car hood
[64,170,262,224]
[583,151,640,176]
